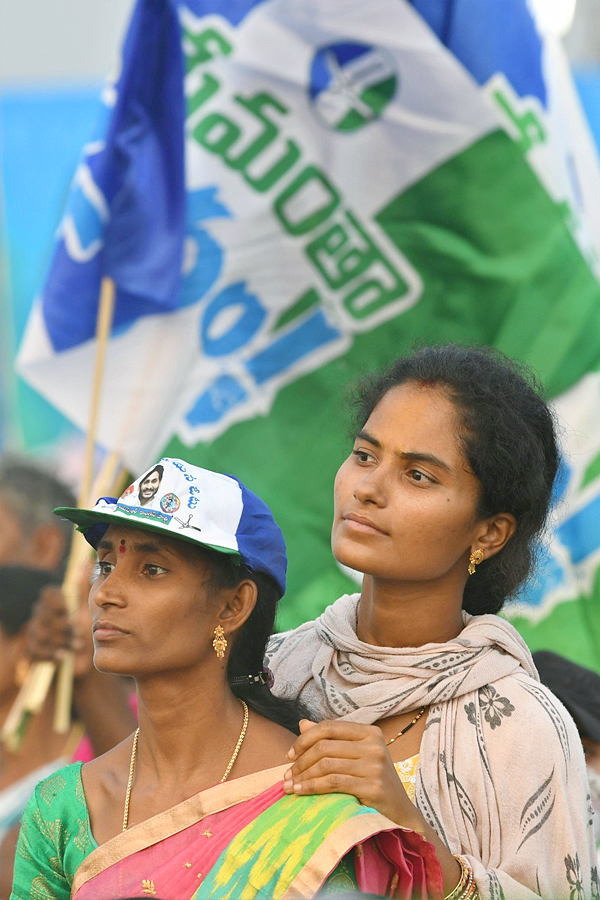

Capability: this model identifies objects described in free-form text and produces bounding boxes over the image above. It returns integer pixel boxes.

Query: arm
[284,719,463,896]
[456,679,597,900]
[10,791,70,900]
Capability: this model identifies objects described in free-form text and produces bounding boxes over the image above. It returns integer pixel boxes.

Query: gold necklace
[122,699,249,832]
[385,706,427,747]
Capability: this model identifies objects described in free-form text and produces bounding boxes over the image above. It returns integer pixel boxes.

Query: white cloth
[266,593,597,900]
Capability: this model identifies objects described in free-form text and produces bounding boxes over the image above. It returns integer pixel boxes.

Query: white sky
[0,0,596,88]
[0,0,135,87]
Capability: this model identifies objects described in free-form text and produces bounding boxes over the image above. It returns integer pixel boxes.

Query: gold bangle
[444,856,473,900]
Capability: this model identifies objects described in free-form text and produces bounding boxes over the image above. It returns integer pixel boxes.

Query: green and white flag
[17,0,600,660]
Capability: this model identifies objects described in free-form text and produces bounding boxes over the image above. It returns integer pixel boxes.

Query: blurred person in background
[0,457,135,895]
[0,456,78,576]
[0,568,69,881]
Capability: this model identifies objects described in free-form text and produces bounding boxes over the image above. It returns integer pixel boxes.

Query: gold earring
[212,625,227,659]
[468,548,485,576]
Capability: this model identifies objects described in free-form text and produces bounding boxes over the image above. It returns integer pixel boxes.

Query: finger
[299,719,318,733]
[284,771,365,798]
[284,754,365,791]
[285,738,365,780]
[287,720,381,760]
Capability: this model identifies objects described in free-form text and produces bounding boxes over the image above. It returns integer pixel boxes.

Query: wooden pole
[1,277,118,748]
[54,276,117,732]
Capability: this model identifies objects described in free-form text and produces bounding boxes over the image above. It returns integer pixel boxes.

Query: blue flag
[42,0,186,352]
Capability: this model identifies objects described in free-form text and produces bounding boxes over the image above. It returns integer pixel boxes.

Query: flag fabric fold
[41,0,186,353]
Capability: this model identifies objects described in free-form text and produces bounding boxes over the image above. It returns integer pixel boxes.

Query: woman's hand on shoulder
[283,719,416,826]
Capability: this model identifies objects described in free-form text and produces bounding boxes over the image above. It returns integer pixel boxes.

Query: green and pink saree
[11,762,443,900]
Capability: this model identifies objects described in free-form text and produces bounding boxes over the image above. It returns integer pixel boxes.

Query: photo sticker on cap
[121,484,135,497]
[160,493,181,514]
[136,465,164,508]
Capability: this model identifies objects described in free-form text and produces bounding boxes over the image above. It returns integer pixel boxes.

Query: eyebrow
[355,430,451,472]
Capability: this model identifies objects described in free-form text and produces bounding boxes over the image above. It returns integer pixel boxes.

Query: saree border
[283,813,409,899]
[71,764,289,897]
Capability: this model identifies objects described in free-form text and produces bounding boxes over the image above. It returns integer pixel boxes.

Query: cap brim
[53,505,242,559]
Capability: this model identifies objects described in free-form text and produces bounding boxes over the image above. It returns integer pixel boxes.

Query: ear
[473,512,517,560]
[216,579,259,637]
[30,524,66,571]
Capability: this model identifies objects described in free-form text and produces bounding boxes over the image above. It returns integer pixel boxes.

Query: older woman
[11,459,443,900]
[267,344,596,900]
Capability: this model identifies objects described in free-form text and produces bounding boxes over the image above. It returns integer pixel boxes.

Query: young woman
[10,459,443,900]
[267,344,596,900]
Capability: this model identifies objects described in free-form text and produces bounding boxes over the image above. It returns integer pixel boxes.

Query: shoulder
[266,593,359,664]
[29,762,85,816]
[487,671,578,729]
[242,715,295,772]
[18,763,86,859]
[462,671,585,780]
[266,619,318,659]
[13,763,93,899]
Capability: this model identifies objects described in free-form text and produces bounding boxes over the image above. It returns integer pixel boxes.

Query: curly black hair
[351,344,560,615]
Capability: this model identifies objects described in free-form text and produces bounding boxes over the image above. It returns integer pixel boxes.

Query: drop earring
[468,548,485,576]
[212,625,227,659]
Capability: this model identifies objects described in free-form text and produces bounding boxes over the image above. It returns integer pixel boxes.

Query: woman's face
[332,383,486,584]
[89,526,218,677]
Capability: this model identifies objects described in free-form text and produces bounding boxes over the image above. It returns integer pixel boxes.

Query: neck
[356,576,465,648]
[134,669,244,785]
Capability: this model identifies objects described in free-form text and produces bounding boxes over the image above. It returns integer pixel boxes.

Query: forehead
[101,524,176,553]
[366,383,465,460]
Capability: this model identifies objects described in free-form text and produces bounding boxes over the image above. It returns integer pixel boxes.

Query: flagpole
[54,276,117,732]
[1,277,119,748]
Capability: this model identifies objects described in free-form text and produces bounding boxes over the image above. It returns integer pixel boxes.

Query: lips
[342,512,388,535]
[93,620,130,639]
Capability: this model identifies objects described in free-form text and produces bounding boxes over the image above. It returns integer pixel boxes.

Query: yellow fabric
[394,754,419,804]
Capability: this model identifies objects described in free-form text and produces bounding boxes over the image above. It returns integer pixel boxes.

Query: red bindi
[119,541,126,554]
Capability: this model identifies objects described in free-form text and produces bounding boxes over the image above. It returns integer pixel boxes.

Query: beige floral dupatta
[267,594,597,900]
